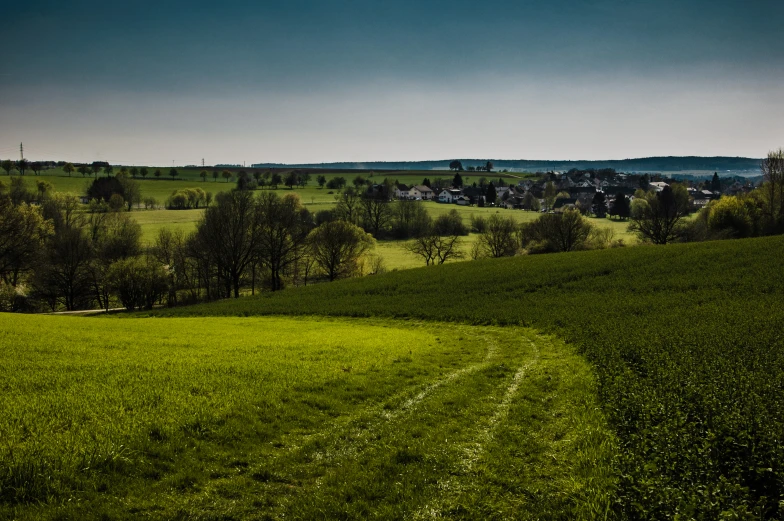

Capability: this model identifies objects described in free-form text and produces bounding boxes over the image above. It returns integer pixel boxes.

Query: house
[414,185,434,200]
[455,196,471,206]
[438,189,462,203]
[552,198,578,213]
[395,184,419,199]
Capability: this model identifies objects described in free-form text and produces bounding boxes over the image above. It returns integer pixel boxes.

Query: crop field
[0,314,614,520]
[152,236,784,518]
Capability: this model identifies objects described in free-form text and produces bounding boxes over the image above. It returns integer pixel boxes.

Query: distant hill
[253,156,762,175]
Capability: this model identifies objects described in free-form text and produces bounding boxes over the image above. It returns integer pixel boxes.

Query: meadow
[0,314,614,520]
[150,235,784,519]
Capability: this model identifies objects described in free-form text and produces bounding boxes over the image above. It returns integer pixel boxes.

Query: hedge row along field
[150,236,784,519]
[0,315,614,520]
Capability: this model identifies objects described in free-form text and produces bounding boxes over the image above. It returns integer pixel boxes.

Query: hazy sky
[2,0,783,165]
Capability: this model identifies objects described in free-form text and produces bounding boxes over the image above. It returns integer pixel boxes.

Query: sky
[1,0,783,165]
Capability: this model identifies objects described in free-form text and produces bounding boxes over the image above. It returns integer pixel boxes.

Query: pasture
[153,235,784,519]
[0,314,613,520]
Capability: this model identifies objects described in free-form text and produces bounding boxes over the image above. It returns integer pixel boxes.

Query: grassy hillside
[0,314,613,520]
[152,236,784,518]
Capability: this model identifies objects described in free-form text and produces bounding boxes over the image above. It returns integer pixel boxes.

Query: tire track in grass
[257,327,501,472]
[412,334,541,520]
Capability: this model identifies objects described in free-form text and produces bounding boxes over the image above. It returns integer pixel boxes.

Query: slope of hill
[153,236,784,519]
[253,156,762,174]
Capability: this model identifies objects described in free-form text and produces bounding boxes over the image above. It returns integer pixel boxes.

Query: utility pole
[20,142,24,161]
[202,158,205,168]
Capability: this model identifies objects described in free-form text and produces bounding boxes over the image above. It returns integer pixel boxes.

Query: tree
[449,160,464,172]
[284,171,298,189]
[405,214,464,266]
[544,181,557,211]
[154,169,161,179]
[476,214,518,258]
[629,185,690,244]
[523,191,540,211]
[16,159,28,176]
[270,173,282,189]
[212,170,219,182]
[118,176,142,211]
[610,193,631,219]
[520,209,593,253]
[307,220,373,281]
[30,162,44,176]
[317,174,327,188]
[87,176,125,203]
[710,172,722,193]
[221,170,231,183]
[452,172,463,188]
[0,197,51,287]
[140,167,148,179]
[104,165,114,177]
[761,148,784,231]
[486,182,497,205]
[108,256,168,311]
[169,168,178,179]
[326,177,346,190]
[255,192,312,291]
[77,165,90,178]
[1,160,14,176]
[63,163,75,177]
[360,193,393,238]
[334,188,362,225]
[88,212,142,310]
[485,161,494,172]
[36,180,53,201]
[592,191,608,218]
[433,209,468,236]
[193,190,259,298]
[391,198,430,239]
[353,175,366,188]
[129,167,138,178]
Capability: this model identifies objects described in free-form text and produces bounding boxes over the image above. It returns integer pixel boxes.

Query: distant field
[0,314,613,520]
[154,235,784,519]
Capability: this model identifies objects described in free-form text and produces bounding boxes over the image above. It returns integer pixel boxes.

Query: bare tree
[761,148,784,231]
[476,214,519,258]
[628,185,690,244]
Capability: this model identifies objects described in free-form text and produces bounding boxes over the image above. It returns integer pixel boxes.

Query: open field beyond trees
[0,315,613,520]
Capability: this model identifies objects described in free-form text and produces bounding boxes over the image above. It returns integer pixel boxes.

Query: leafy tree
[1,160,14,176]
[334,187,362,225]
[629,185,690,244]
[592,191,608,217]
[193,189,259,298]
[710,172,722,193]
[118,166,129,177]
[140,167,148,179]
[307,220,373,281]
[16,159,28,176]
[169,168,178,179]
[270,173,282,189]
[476,214,518,258]
[129,167,138,178]
[77,165,90,177]
[452,172,463,188]
[523,191,540,211]
[317,174,327,188]
[433,209,468,236]
[253,171,261,183]
[36,180,53,201]
[30,162,44,176]
[326,176,346,190]
[707,196,754,238]
[108,256,168,311]
[87,176,125,203]
[255,192,313,291]
[421,178,431,188]
[449,160,463,172]
[284,171,298,189]
[0,197,51,287]
[485,161,494,172]
[390,198,430,239]
[91,164,101,178]
[213,170,219,182]
[485,182,497,205]
[610,193,631,219]
[104,165,114,177]
[63,162,75,177]
[520,209,593,253]
[118,176,142,211]
[222,170,232,183]
[153,169,161,178]
[544,181,557,211]
[761,148,784,231]
[353,175,366,188]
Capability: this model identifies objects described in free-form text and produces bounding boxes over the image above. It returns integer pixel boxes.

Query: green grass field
[0,314,614,520]
[150,235,784,519]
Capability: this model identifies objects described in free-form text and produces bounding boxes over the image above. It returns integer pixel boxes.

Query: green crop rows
[152,236,784,518]
[0,314,613,520]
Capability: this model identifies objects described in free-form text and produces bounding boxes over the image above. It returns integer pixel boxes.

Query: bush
[433,210,468,236]
[108,257,169,311]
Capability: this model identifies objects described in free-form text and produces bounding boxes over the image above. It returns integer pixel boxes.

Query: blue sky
[1,0,783,165]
